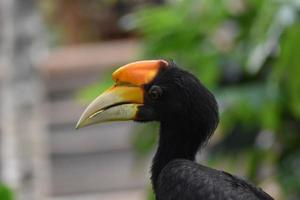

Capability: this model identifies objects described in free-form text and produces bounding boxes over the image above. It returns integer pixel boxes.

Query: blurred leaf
[0,184,14,200]
[274,24,300,118]
[278,150,300,197]
[147,186,156,200]
[133,0,300,198]
[76,73,113,103]
[131,122,159,157]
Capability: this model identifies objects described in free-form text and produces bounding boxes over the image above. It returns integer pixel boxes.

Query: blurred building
[0,0,162,200]
[42,39,150,200]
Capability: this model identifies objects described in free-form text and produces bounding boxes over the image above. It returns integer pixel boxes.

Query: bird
[76,60,274,200]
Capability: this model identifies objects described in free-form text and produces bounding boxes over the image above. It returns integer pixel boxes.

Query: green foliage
[146,186,156,200]
[0,184,14,200]
[131,122,159,157]
[132,0,300,199]
[76,71,114,102]
[274,24,300,118]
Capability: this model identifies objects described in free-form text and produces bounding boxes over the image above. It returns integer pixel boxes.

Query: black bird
[76,60,273,200]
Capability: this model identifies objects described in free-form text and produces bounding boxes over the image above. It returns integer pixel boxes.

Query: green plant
[0,184,14,200]
[133,0,300,199]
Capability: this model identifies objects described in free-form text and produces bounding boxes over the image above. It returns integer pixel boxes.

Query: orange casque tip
[112,60,169,86]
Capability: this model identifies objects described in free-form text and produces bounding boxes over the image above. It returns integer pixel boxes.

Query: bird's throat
[151,122,201,191]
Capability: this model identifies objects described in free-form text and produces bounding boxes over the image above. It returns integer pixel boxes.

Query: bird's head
[76,60,218,141]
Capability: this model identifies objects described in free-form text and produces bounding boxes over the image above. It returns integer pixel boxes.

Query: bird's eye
[149,85,163,100]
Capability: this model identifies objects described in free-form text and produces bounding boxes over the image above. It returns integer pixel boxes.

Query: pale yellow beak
[76,60,168,129]
[76,85,144,129]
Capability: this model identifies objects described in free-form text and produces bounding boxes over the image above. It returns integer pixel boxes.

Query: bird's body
[157,159,273,200]
[149,98,273,200]
[76,60,274,200]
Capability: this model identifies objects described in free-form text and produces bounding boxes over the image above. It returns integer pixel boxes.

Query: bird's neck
[151,122,201,190]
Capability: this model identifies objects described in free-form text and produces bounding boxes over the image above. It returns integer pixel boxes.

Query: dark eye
[149,85,163,100]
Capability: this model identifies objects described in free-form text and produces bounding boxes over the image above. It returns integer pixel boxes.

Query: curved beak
[76,60,168,129]
[76,85,143,129]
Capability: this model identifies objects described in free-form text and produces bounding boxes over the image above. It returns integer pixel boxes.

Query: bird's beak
[76,60,168,129]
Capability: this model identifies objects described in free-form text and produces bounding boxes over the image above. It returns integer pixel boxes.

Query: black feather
[157,160,273,200]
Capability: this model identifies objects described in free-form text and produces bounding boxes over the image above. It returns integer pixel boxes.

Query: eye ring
[149,85,163,100]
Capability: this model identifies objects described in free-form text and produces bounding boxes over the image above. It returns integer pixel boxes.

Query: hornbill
[76,60,273,200]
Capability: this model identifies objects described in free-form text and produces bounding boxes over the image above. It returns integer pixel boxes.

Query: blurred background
[0,0,300,200]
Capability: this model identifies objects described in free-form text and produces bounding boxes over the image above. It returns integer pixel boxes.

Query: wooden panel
[50,151,150,195]
[48,189,146,200]
[39,39,139,76]
[46,99,92,127]
[49,122,134,155]
[40,39,149,198]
